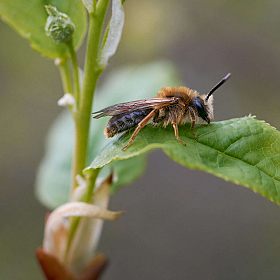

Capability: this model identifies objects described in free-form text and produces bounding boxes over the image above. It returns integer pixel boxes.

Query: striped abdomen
[105,109,153,138]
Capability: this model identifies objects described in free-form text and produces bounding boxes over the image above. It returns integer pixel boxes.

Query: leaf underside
[90,116,280,205]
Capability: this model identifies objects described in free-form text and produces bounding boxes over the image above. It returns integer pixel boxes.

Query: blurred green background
[1,0,280,279]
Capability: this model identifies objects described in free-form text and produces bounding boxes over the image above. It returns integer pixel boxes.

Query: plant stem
[83,168,101,202]
[92,0,97,11]
[70,0,110,196]
[65,168,100,263]
[56,58,73,95]
[66,0,110,261]
[67,39,80,108]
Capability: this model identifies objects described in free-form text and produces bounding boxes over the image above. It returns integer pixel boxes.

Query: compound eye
[192,97,209,122]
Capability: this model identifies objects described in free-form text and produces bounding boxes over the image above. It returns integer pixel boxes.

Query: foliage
[91,116,280,204]
[0,0,86,59]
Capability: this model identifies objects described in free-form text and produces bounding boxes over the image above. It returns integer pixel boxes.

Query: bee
[93,73,231,151]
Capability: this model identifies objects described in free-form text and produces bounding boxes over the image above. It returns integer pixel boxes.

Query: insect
[93,73,231,151]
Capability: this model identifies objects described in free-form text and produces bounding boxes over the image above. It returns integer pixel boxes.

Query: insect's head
[191,96,211,123]
[192,73,231,123]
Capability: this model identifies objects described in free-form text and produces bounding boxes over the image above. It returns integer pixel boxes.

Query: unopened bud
[45,5,75,44]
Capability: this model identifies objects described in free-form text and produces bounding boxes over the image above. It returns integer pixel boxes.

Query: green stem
[70,0,110,195]
[83,168,101,202]
[92,0,97,11]
[56,58,73,95]
[65,168,100,263]
[67,39,80,108]
[66,0,110,261]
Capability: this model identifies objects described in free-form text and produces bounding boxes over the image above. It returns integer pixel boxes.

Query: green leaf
[35,61,182,209]
[0,0,87,59]
[90,116,280,205]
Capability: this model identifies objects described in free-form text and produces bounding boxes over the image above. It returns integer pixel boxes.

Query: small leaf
[80,253,108,280]
[36,248,108,280]
[90,117,280,205]
[43,201,124,259]
[99,0,124,68]
[0,0,87,59]
[36,247,77,280]
[35,61,182,209]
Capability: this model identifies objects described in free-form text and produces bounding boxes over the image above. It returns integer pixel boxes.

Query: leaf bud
[45,5,75,44]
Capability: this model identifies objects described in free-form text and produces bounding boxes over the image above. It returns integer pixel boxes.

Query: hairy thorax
[154,87,199,127]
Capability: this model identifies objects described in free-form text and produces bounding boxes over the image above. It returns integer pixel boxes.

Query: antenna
[205,73,231,101]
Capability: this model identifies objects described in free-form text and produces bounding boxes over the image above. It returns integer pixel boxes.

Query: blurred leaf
[36,248,107,280]
[35,61,182,209]
[99,0,124,68]
[90,117,280,205]
[80,253,108,280]
[109,154,147,194]
[36,247,77,280]
[0,0,87,59]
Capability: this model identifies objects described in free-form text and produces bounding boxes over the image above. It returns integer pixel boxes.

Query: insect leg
[122,109,157,151]
[170,111,186,146]
[188,107,198,140]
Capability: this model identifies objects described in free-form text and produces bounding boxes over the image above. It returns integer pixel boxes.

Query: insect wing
[93,98,177,119]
